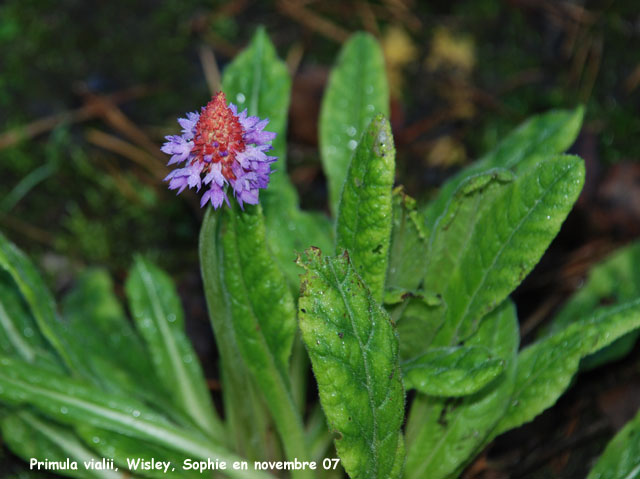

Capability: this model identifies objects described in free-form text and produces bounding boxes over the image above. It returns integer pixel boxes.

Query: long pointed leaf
[125,258,224,442]
[336,114,395,302]
[496,298,640,436]
[1,410,127,479]
[0,232,83,373]
[549,241,640,368]
[0,273,60,369]
[423,168,514,299]
[200,205,311,478]
[75,425,200,479]
[320,32,389,215]
[433,155,584,346]
[0,356,273,479]
[221,27,331,293]
[200,208,274,461]
[587,407,640,479]
[61,270,178,416]
[221,27,291,194]
[298,249,405,479]
[424,106,584,232]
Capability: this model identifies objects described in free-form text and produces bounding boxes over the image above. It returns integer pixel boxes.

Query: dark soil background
[1,1,640,477]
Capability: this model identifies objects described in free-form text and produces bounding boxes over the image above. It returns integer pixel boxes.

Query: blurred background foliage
[2,0,639,277]
[1,2,639,476]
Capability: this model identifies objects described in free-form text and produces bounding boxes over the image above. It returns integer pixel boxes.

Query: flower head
[162,92,277,209]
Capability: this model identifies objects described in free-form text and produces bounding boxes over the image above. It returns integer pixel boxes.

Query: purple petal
[166,171,190,194]
[161,135,193,165]
[239,115,260,130]
[186,163,204,191]
[201,183,228,209]
[203,162,225,186]
[244,129,276,146]
[236,146,268,169]
[238,187,259,206]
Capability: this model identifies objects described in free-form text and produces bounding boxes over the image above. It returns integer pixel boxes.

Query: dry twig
[277,0,350,43]
[85,129,168,181]
[199,44,222,94]
[0,86,153,150]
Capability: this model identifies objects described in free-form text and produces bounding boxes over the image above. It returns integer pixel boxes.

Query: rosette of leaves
[1,28,640,479]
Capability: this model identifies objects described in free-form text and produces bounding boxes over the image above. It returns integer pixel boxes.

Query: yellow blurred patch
[426,136,467,168]
[426,27,475,74]
[382,25,418,96]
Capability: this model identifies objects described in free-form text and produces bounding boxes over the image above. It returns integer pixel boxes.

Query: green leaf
[125,258,224,442]
[410,170,514,358]
[549,241,640,368]
[402,345,505,397]
[217,205,296,379]
[0,356,273,479]
[404,301,519,479]
[587,408,640,479]
[266,205,334,292]
[320,32,390,215]
[423,168,514,297]
[60,273,193,431]
[75,426,199,479]
[0,231,84,373]
[222,27,290,191]
[306,404,333,463]
[552,242,640,329]
[63,269,128,334]
[394,296,444,360]
[496,298,640,436]
[1,410,127,479]
[0,272,58,367]
[418,109,584,345]
[336,114,395,302]
[431,155,585,346]
[200,208,274,461]
[424,106,584,232]
[298,249,405,479]
[200,206,311,477]
[386,188,428,293]
[61,272,145,370]
[222,27,332,292]
[217,27,300,460]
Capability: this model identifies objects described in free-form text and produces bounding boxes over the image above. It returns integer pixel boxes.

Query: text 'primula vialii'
[162,92,277,209]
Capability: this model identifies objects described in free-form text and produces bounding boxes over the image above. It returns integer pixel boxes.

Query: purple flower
[161,92,277,209]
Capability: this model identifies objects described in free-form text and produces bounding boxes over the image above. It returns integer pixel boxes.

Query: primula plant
[2,28,640,479]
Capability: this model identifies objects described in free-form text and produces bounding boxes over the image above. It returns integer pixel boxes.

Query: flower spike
[161,92,277,209]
